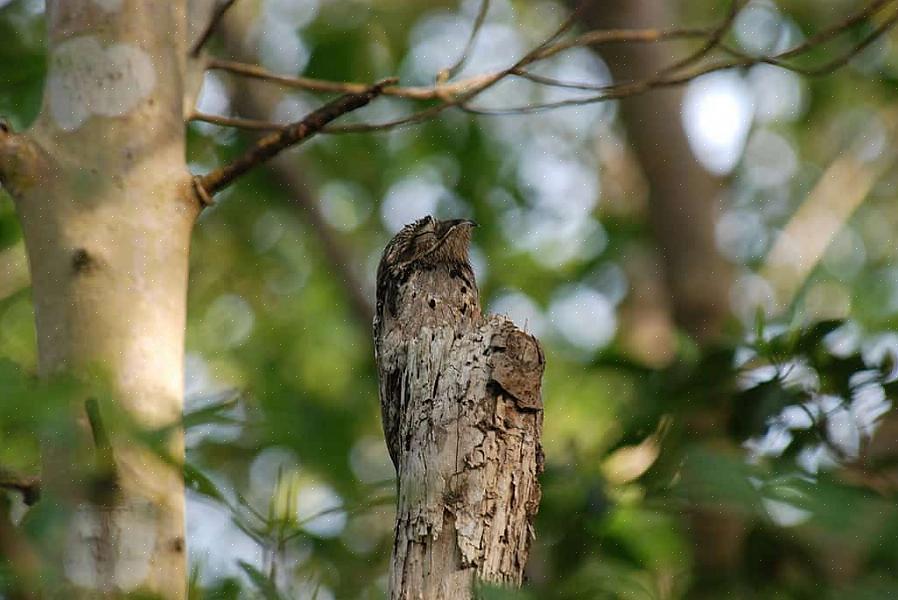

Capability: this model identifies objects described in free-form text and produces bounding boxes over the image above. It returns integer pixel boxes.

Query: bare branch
[531,26,711,60]
[196,1,897,131]
[655,0,746,77]
[462,1,898,116]
[206,25,710,100]
[209,58,519,101]
[512,68,611,91]
[460,59,752,115]
[723,4,898,76]
[773,0,895,61]
[197,78,396,197]
[440,0,491,80]
[191,111,282,130]
[191,0,239,57]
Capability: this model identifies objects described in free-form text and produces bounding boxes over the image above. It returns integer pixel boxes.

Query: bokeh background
[4,0,898,597]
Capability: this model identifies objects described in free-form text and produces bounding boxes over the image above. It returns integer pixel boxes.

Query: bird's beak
[449,219,478,228]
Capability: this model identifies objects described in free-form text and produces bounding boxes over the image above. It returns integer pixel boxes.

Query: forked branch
[196,78,396,198]
[191,0,240,57]
[195,0,898,133]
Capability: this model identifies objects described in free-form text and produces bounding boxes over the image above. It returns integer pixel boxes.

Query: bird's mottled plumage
[374,216,481,471]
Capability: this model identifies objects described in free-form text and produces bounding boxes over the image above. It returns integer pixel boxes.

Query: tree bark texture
[387,315,544,599]
[0,1,205,596]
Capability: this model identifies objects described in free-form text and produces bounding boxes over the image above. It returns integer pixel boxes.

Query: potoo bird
[374,216,481,471]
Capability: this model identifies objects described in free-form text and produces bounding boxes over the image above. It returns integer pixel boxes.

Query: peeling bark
[389,316,544,599]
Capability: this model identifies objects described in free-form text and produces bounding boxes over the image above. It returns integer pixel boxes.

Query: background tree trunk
[583,0,731,344]
[0,1,199,596]
[581,0,743,582]
[389,316,544,599]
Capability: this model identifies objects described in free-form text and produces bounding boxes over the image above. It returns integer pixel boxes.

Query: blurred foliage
[4,0,898,598]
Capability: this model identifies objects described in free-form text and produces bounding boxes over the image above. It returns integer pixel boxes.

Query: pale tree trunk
[390,316,544,599]
[0,1,207,596]
[0,0,386,593]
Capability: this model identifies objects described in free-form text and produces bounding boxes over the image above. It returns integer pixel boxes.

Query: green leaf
[237,561,284,600]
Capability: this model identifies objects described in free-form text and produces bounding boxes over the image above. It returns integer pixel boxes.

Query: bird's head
[384,215,478,269]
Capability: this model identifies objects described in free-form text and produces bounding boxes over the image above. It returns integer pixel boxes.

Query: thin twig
[531,26,711,60]
[655,0,746,77]
[191,0,240,57]
[462,0,898,116]
[773,0,896,61]
[191,112,283,130]
[441,0,491,80]
[513,68,611,91]
[206,25,711,100]
[281,495,394,543]
[723,4,898,76]
[462,58,754,115]
[197,1,898,131]
[197,78,396,196]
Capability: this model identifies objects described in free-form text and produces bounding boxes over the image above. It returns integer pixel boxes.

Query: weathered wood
[386,313,544,599]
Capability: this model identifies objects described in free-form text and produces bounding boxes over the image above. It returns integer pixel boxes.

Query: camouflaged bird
[374,216,481,471]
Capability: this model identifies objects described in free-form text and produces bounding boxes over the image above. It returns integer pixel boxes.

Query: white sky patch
[716,207,769,263]
[826,408,860,459]
[247,14,310,76]
[823,322,862,358]
[763,497,811,527]
[851,383,891,437]
[743,129,798,188]
[380,179,444,233]
[48,36,155,132]
[490,291,547,337]
[296,484,346,538]
[549,285,616,352]
[862,333,898,380]
[744,424,792,462]
[250,447,300,489]
[591,263,628,307]
[734,0,792,56]
[405,13,523,85]
[748,64,807,123]
[187,491,264,586]
[517,143,599,218]
[196,72,230,116]
[184,354,245,447]
[682,71,754,175]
